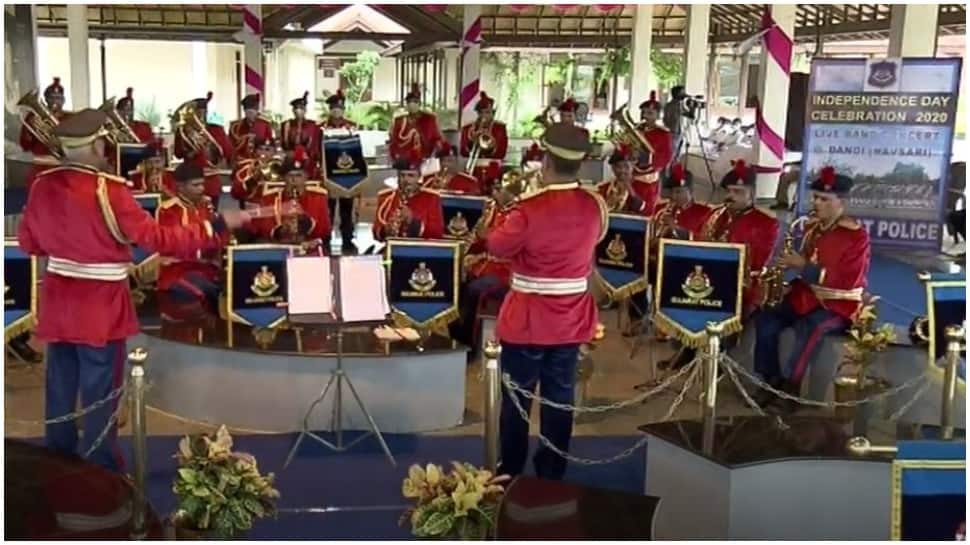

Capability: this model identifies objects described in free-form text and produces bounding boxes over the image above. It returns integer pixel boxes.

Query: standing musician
[638,91,674,172]
[230,138,278,205]
[753,167,870,413]
[129,142,175,195]
[494,123,608,481]
[319,90,358,254]
[460,91,508,191]
[373,150,445,241]
[173,92,232,206]
[17,108,249,472]
[20,77,70,192]
[228,93,274,163]
[252,148,331,252]
[423,143,483,194]
[280,92,322,180]
[556,98,587,136]
[596,144,659,216]
[115,87,154,143]
[521,142,544,168]
[389,85,443,162]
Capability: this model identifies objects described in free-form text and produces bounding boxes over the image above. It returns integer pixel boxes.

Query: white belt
[47,257,130,281]
[511,273,587,295]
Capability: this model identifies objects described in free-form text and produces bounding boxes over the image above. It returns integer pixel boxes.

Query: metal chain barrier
[83,397,127,458]
[5,381,129,427]
[720,354,767,417]
[886,379,932,422]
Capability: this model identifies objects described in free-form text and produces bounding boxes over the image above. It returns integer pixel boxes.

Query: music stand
[283,256,397,468]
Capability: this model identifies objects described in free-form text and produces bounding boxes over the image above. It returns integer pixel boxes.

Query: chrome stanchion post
[940,325,964,440]
[702,322,723,456]
[128,347,148,539]
[483,340,501,473]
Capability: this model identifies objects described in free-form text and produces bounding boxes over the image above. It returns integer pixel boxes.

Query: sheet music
[338,255,390,322]
[286,256,333,316]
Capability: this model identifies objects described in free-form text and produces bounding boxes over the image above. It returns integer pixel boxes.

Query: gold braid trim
[582,187,610,242]
[390,307,460,332]
[593,271,648,302]
[5,314,36,344]
[653,312,743,349]
[96,176,131,244]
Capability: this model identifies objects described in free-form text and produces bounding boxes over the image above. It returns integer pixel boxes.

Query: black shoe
[752,377,783,409]
[658,348,696,370]
[8,337,42,364]
[341,241,358,255]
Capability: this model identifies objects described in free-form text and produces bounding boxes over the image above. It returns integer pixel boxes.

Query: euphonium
[172,99,222,165]
[610,104,654,159]
[17,89,63,158]
[759,213,814,308]
[501,168,542,200]
[99,97,140,144]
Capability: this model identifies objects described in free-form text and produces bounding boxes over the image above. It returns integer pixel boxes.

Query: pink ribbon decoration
[753,6,792,164]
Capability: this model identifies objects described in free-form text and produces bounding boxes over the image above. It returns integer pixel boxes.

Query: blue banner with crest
[440,193,488,240]
[323,134,368,197]
[385,240,460,330]
[4,240,37,341]
[892,440,966,540]
[225,244,296,328]
[595,213,650,300]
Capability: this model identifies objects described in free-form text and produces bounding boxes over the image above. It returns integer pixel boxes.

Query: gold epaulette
[582,186,610,242]
[377,186,395,197]
[419,187,441,197]
[633,171,659,184]
[262,186,283,197]
[838,216,862,230]
[159,196,186,210]
[516,181,579,204]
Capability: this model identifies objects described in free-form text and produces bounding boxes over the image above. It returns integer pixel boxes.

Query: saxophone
[605,181,630,212]
[758,213,815,308]
[387,187,414,238]
[700,204,731,242]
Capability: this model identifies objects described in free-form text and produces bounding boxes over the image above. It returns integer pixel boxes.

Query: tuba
[17,89,64,158]
[758,213,815,308]
[172,99,222,166]
[610,104,654,161]
[99,97,140,144]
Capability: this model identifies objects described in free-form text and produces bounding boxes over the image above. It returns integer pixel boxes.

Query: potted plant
[400,462,510,539]
[170,426,280,539]
[833,295,897,421]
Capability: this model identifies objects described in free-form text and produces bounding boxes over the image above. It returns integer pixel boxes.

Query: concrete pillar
[751,4,795,200]
[888,4,939,57]
[459,4,482,128]
[683,5,710,97]
[629,5,653,106]
[444,48,460,110]
[737,55,750,117]
[66,4,90,109]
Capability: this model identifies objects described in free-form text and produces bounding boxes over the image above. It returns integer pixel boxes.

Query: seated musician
[230,137,277,205]
[373,151,445,241]
[115,87,154,143]
[596,144,659,216]
[450,173,526,354]
[422,143,482,194]
[460,92,508,192]
[659,160,779,368]
[156,162,228,314]
[128,142,175,195]
[753,167,870,413]
[229,93,274,163]
[251,149,331,253]
[637,91,674,172]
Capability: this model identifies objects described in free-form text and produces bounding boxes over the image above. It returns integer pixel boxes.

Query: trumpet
[465,123,496,173]
[172,99,223,166]
[17,89,63,158]
[759,213,814,308]
[99,97,140,144]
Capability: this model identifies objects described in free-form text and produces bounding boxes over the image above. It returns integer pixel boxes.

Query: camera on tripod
[680,94,706,120]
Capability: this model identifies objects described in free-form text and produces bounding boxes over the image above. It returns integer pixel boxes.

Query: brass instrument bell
[99,97,140,144]
[17,89,64,158]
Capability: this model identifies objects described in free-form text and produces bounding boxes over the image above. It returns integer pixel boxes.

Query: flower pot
[833,375,890,427]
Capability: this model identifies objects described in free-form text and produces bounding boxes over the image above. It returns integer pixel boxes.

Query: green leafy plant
[338,51,381,104]
[172,426,280,538]
[650,48,684,94]
[361,101,401,131]
[400,462,509,540]
[596,46,631,93]
[546,54,578,94]
[838,295,897,384]
[135,97,163,130]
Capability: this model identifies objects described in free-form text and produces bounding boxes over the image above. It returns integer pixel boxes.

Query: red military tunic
[373,187,445,241]
[155,195,224,292]
[229,159,265,203]
[389,112,442,161]
[280,119,322,179]
[173,123,232,201]
[641,125,674,172]
[128,120,155,143]
[702,206,780,314]
[460,121,509,186]
[252,186,332,244]
[595,172,660,216]
[228,117,274,162]
[17,164,227,346]
[20,111,69,191]
[465,202,513,284]
[128,168,176,196]
[788,216,870,321]
[421,171,482,194]
[488,182,607,345]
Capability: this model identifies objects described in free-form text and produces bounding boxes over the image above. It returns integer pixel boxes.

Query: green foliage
[338,51,381,104]
[511,109,544,139]
[650,48,684,93]
[135,97,162,129]
[546,54,578,94]
[839,296,897,382]
[400,462,510,540]
[434,108,458,131]
[172,426,280,538]
[597,46,632,92]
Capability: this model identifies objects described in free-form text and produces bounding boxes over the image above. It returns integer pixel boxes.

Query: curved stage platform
[135,294,468,434]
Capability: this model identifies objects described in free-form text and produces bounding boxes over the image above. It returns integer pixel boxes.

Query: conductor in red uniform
[228,93,274,163]
[280,92,322,180]
[422,143,483,194]
[638,91,674,172]
[493,123,608,480]
[754,167,871,413]
[389,86,443,162]
[595,144,659,215]
[460,92,508,191]
[115,87,154,143]
[373,151,445,241]
[173,92,232,207]
[128,142,175,195]
[253,149,332,252]
[319,90,358,253]
[17,108,249,472]
[20,77,69,192]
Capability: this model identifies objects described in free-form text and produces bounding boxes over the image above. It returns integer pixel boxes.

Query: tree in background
[650,47,684,96]
[339,51,381,104]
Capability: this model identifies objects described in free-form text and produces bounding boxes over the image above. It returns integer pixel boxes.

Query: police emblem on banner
[891,441,966,540]
[440,193,488,240]
[594,213,650,300]
[116,142,151,178]
[654,239,745,347]
[385,239,460,329]
[866,58,899,90]
[4,239,37,342]
[130,192,163,281]
[322,135,368,197]
[915,271,966,369]
[225,244,296,328]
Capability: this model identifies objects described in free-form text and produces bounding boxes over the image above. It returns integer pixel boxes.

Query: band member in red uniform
[638,91,674,172]
[389,85,443,161]
[422,143,482,194]
[319,90,358,253]
[173,92,232,207]
[596,144,659,215]
[253,149,331,252]
[128,142,175,195]
[230,138,277,205]
[373,150,444,241]
[754,167,870,413]
[460,92,508,190]
[17,108,249,472]
[280,92,322,179]
[20,77,70,192]
[115,87,154,143]
[156,162,228,313]
[228,93,274,163]
[653,164,713,241]
[556,98,587,136]
[493,123,607,480]
[520,142,544,168]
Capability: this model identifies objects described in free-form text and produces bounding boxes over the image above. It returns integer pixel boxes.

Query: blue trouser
[45,340,126,472]
[499,342,580,480]
[754,299,850,385]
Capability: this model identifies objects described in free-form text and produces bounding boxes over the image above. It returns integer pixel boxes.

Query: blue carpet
[111,432,646,540]
[867,253,926,326]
